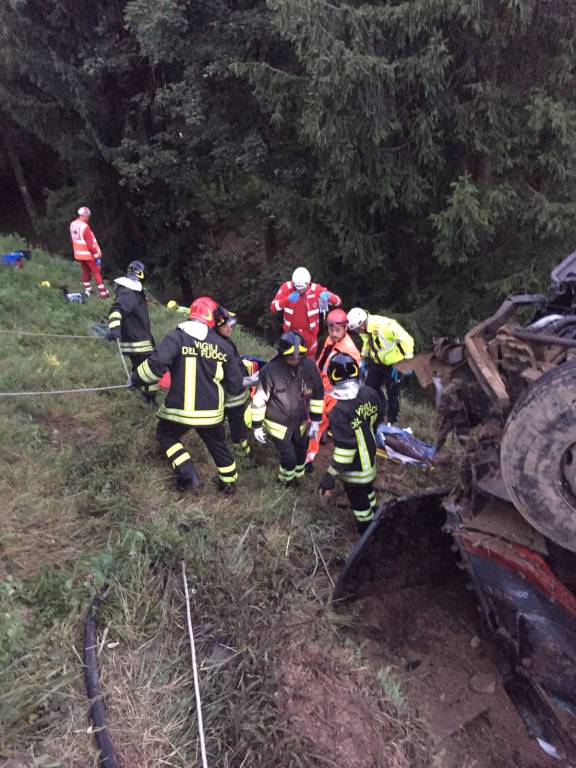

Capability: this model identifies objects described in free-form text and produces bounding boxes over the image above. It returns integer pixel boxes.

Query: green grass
[0,235,444,767]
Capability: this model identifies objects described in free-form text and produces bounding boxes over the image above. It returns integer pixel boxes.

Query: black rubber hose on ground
[83,589,121,768]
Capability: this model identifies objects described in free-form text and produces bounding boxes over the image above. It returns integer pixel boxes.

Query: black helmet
[277,331,307,357]
[127,260,146,281]
[214,305,237,328]
[327,352,360,385]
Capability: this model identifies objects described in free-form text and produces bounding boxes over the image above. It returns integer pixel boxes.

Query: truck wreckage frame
[334,252,576,761]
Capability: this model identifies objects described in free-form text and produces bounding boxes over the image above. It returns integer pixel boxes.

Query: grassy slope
[0,237,448,768]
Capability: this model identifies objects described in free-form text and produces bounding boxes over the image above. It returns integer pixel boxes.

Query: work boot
[212,476,237,496]
[176,462,203,491]
[141,391,157,406]
[304,461,314,475]
[98,286,110,298]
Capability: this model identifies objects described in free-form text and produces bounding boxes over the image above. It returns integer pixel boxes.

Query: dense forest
[2,0,576,340]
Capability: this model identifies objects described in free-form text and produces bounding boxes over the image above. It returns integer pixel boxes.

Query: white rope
[116,338,132,381]
[181,561,209,768]
[0,384,131,397]
[0,329,103,339]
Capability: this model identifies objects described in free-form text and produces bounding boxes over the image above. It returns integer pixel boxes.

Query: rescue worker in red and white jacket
[270,267,341,358]
[305,308,361,466]
[69,206,109,298]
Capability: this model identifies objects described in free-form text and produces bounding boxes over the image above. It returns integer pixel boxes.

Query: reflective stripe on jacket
[251,355,324,441]
[270,282,342,337]
[70,218,101,262]
[327,384,384,485]
[360,315,414,366]
[133,326,244,427]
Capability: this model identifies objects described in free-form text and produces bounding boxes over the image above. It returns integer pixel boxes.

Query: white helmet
[77,206,92,217]
[292,266,311,290]
[347,307,368,331]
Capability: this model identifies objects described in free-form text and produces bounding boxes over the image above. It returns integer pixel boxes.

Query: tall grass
[0,236,439,766]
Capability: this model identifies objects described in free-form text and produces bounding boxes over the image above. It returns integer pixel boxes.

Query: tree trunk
[1,130,38,235]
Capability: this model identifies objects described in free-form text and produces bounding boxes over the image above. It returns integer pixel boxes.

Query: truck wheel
[501,360,576,553]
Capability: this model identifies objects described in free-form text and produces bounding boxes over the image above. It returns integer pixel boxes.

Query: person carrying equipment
[251,331,324,486]
[318,353,384,534]
[69,206,109,298]
[107,261,156,403]
[306,308,361,466]
[130,296,245,494]
[346,307,414,424]
[214,305,259,464]
[270,267,342,358]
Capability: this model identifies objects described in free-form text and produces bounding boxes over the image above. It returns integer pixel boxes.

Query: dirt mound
[279,644,433,768]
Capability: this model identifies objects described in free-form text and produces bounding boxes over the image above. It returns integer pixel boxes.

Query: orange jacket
[70,218,102,262]
[316,333,361,393]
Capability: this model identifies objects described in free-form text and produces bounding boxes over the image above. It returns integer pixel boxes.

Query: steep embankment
[1,238,442,768]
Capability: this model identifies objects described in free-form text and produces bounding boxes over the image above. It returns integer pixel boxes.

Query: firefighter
[251,331,324,486]
[69,206,109,298]
[270,267,342,358]
[214,305,259,464]
[318,353,384,533]
[130,296,245,494]
[107,261,156,403]
[305,308,361,467]
[346,307,414,424]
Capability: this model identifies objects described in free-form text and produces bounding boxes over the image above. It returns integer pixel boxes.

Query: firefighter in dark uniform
[251,331,324,486]
[214,305,259,464]
[107,260,156,402]
[318,352,384,533]
[130,296,245,494]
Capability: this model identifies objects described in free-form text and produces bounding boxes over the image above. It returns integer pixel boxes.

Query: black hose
[83,590,121,768]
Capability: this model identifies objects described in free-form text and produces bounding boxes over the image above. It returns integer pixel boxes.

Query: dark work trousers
[270,425,308,483]
[156,419,237,486]
[365,362,401,423]
[128,352,157,397]
[226,402,253,460]
[343,481,377,529]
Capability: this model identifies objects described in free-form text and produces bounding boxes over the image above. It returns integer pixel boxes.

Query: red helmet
[189,296,218,327]
[327,308,348,325]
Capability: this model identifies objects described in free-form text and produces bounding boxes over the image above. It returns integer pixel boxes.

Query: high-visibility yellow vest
[360,315,414,366]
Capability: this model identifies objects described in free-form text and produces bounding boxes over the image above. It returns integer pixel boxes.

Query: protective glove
[288,291,300,303]
[253,427,267,444]
[318,472,336,495]
[128,374,141,388]
[359,359,366,378]
[95,258,102,267]
[242,372,259,388]
[319,291,329,301]
[308,421,320,439]
[106,328,120,342]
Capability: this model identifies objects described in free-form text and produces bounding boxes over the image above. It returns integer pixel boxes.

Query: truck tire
[501,360,576,553]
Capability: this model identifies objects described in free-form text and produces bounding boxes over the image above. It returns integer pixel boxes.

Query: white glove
[308,421,320,439]
[253,427,267,444]
[242,372,259,388]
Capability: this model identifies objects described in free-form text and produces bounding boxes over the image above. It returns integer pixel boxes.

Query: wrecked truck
[334,251,576,757]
